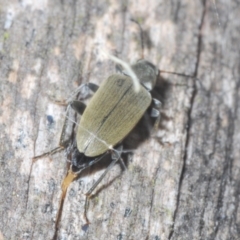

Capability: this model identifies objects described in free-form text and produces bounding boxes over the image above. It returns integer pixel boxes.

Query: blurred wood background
[0,0,240,239]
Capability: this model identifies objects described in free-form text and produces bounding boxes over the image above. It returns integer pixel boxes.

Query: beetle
[72,60,160,162]
[32,55,162,229]
[60,58,162,224]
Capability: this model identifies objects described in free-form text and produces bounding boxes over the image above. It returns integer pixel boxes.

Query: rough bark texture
[0,0,240,240]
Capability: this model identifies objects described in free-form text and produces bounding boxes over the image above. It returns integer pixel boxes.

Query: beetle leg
[32,146,64,161]
[68,82,99,102]
[84,146,123,224]
[87,82,99,92]
[113,142,127,171]
[151,108,160,130]
[152,98,162,109]
[119,157,127,171]
[33,82,98,161]
[49,83,99,106]
[71,151,109,174]
[70,101,86,115]
[151,98,162,130]
[33,104,75,161]
[79,82,99,100]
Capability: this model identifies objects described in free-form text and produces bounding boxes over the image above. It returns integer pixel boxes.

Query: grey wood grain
[0,0,239,239]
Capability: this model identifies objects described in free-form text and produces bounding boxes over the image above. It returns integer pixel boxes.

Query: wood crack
[168,0,208,238]
[213,75,240,238]
[25,41,50,210]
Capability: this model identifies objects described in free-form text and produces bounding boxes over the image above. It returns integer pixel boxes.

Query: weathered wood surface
[0,0,239,239]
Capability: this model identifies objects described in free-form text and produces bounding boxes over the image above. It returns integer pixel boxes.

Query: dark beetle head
[131,59,159,91]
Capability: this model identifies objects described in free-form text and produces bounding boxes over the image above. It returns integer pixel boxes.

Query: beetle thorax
[131,59,159,91]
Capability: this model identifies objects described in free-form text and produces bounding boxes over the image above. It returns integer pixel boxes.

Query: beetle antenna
[160,70,195,78]
[130,18,144,59]
[121,149,137,153]
[66,84,88,103]
[99,49,141,92]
